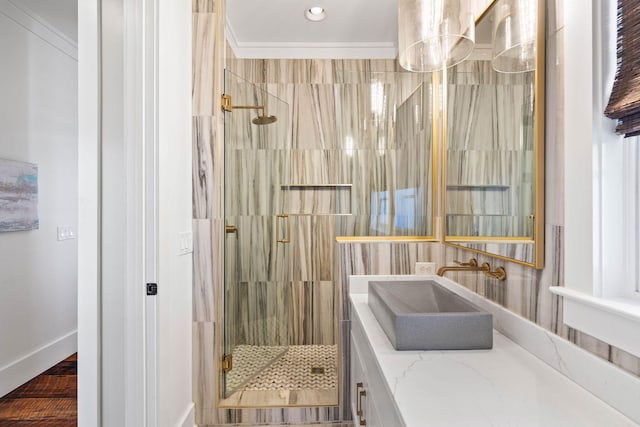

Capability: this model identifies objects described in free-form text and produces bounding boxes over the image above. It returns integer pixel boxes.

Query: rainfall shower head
[221,94,278,126]
[252,115,278,125]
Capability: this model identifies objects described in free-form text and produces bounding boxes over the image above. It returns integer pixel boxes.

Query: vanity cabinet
[350,306,404,427]
[347,277,640,427]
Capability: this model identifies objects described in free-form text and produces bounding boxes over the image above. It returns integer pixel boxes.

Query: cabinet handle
[356,382,364,415]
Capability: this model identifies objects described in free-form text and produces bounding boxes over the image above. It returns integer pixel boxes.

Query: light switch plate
[57,225,76,241]
[415,261,436,275]
[178,231,193,255]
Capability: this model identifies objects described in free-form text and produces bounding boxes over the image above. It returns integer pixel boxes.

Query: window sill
[550,287,640,357]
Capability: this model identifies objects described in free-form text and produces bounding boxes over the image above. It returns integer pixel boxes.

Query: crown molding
[0,0,77,59]
[226,16,396,59]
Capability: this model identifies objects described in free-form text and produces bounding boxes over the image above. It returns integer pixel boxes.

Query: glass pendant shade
[492,0,537,73]
[398,0,475,72]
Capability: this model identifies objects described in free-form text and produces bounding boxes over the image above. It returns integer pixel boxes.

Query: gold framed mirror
[442,0,545,268]
[336,72,440,242]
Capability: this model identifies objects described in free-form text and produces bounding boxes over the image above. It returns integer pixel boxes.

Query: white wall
[99,0,127,423]
[0,4,78,396]
[157,0,194,424]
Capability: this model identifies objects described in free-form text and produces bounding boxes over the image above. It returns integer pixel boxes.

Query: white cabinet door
[351,303,404,427]
[351,333,380,426]
[351,333,366,425]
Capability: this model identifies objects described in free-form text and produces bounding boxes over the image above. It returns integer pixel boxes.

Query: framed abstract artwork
[0,158,38,232]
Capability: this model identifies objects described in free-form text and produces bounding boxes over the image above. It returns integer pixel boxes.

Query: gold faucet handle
[484,266,507,281]
[454,258,478,267]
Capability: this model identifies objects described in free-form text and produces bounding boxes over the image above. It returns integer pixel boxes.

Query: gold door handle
[275,214,290,243]
[356,382,364,416]
[226,225,238,235]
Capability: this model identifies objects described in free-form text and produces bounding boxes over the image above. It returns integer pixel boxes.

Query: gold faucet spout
[437,258,487,276]
[436,264,488,276]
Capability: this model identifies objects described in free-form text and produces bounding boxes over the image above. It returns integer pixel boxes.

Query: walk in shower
[223,71,338,407]
[220,67,437,409]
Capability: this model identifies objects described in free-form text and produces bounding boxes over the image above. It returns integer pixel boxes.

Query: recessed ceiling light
[305,6,326,22]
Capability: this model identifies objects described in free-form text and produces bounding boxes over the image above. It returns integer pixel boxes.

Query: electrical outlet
[415,261,436,275]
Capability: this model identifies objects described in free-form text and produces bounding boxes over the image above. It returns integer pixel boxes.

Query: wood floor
[0,354,77,426]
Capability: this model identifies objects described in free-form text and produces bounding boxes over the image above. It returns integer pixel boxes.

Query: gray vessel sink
[368,280,493,351]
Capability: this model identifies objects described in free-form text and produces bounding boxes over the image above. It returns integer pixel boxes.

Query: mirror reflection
[359,81,435,237]
[443,0,544,268]
[330,74,437,238]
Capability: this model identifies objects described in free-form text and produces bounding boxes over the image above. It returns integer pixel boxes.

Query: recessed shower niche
[286,184,352,216]
[221,69,437,407]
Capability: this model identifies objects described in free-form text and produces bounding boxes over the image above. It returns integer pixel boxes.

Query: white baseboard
[177,402,195,427]
[0,330,77,397]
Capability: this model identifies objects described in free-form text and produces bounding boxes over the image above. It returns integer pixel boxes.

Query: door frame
[77,0,101,424]
[78,0,159,424]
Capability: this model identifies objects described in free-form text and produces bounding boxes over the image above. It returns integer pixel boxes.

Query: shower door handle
[275,214,290,243]
[356,382,364,415]
[357,386,367,425]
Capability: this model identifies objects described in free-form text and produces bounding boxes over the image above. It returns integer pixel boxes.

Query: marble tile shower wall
[222,57,435,355]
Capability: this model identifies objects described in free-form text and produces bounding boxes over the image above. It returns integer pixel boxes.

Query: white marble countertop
[350,277,639,427]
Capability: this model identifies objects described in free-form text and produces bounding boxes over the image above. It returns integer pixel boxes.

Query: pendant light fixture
[398,0,476,72]
[491,0,537,73]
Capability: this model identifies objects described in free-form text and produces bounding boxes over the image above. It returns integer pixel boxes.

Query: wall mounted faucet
[437,258,507,281]
[437,258,487,276]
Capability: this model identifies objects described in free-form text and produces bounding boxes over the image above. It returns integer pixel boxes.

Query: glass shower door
[223,71,290,397]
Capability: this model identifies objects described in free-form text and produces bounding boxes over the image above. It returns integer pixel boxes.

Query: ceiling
[10,0,489,61]
[9,0,491,61]
[226,0,398,59]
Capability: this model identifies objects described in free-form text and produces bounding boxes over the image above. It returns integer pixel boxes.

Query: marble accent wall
[192,0,224,425]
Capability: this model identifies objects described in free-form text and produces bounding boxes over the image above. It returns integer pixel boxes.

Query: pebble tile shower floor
[244,345,337,391]
[226,345,288,392]
[220,345,338,407]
